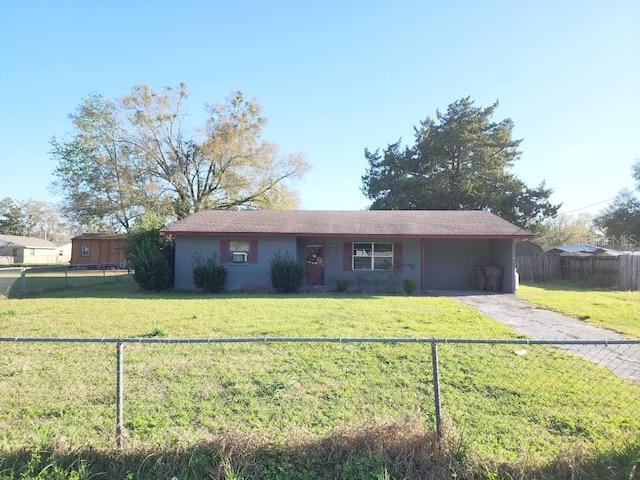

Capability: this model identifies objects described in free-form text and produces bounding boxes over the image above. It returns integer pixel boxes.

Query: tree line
[0,198,71,242]
[1,85,638,250]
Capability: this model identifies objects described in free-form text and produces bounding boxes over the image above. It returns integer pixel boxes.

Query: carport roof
[162,210,532,239]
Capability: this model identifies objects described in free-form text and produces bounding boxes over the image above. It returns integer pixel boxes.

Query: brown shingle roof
[72,233,126,240]
[162,210,532,238]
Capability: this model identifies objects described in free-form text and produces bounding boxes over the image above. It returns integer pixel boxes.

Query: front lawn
[517,282,640,338]
[0,281,638,479]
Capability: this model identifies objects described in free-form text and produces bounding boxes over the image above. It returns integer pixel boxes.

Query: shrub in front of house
[270,251,304,293]
[192,253,228,293]
[335,278,349,293]
[127,237,173,291]
[403,278,417,295]
[125,213,175,291]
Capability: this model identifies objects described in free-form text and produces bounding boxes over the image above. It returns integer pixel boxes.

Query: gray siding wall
[174,235,297,291]
[174,235,516,293]
[302,237,422,292]
[491,239,517,293]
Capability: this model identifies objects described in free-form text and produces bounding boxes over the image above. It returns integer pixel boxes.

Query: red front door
[305,244,325,286]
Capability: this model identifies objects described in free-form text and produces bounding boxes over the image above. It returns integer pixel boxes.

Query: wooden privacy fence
[517,254,640,290]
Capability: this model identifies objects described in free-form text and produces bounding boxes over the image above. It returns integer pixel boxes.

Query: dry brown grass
[3,416,637,479]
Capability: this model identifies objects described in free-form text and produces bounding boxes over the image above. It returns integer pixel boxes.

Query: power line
[556,197,617,217]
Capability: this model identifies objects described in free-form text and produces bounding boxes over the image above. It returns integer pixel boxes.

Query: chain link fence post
[431,340,442,441]
[116,341,124,451]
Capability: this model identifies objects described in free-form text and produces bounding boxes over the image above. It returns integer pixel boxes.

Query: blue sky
[1,1,638,217]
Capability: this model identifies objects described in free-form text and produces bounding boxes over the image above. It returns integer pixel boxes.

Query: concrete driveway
[447,292,640,385]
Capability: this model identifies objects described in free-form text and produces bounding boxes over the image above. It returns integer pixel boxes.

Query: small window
[81,244,90,257]
[229,241,250,263]
[220,240,257,264]
[352,242,393,270]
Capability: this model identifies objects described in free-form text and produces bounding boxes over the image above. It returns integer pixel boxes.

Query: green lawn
[0,282,513,339]
[517,282,640,338]
[0,280,639,479]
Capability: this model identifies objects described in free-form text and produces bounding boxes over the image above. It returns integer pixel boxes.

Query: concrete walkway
[447,292,640,385]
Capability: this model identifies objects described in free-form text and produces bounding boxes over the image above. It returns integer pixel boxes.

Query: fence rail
[1,336,638,454]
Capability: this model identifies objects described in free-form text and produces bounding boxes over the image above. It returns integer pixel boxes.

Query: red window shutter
[249,240,258,263]
[343,242,352,271]
[393,242,403,271]
[219,240,229,264]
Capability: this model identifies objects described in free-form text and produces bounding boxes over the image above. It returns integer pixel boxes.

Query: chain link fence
[0,264,131,298]
[0,337,638,461]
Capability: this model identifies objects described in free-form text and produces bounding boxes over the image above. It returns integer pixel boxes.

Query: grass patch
[0,423,638,479]
[518,282,640,337]
[0,281,639,478]
[0,280,512,338]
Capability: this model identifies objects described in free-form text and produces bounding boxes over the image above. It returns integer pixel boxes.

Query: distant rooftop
[72,233,126,240]
[0,234,59,249]
[544,244,624,256]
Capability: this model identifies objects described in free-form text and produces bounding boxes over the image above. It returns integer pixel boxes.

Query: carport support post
[431,340,442,441]
[116,341,124,451]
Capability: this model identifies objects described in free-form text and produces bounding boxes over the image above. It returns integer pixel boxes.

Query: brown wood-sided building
[70,233,127,265]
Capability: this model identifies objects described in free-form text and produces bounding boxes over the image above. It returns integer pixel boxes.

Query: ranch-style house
[161,210,532,293]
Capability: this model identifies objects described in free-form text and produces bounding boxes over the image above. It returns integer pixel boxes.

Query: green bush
[403,278,417,295]
[270,251,304,293]
[127,237,173,291]
[335,278,349,293]
[125,213,175,291]
[192,254,228,293]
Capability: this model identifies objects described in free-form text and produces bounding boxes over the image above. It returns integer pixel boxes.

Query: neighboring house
[161,210,532,293]
[515,240,544,257]
[70,233,127,265]
[0,234,70,264]
[56,241,72,260]
[543,244,623,256]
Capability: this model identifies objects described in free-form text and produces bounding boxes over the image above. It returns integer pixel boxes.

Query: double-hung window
[352,242,393,270]
[81,245,90,257]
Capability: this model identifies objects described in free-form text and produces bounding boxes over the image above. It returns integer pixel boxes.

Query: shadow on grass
[520,280,614,292]
[0,418,638,480]
[22,278,436,301]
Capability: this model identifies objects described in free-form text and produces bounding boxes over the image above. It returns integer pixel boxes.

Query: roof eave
[161,230,533,239]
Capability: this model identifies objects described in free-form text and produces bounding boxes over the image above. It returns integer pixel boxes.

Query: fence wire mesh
[436,342,640,460]
[120,341,435,448]
[0,342,115,448]
[0,265,131,298]
[0,338,638,461]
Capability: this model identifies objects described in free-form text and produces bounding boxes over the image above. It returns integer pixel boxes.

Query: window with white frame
[81,244,90,257]
[229,241,250,263]
[352,242,393,270]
